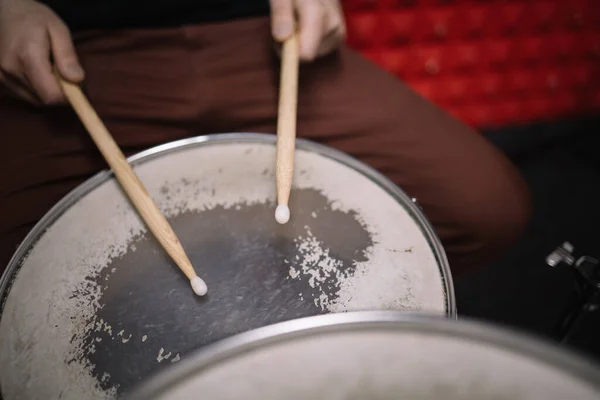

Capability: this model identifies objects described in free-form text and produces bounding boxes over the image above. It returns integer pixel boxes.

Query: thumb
[48,21,84,82]
[270,0,295,42]
[296,1,325,61]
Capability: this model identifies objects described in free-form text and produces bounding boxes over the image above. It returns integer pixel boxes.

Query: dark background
[341,0,600,366]
[455,115,600,362]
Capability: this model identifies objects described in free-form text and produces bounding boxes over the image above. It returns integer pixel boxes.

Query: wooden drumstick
[275,32,299,225]
[56,76,208,297]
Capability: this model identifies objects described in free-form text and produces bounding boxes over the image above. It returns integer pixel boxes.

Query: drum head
[128,312,600,400]
[0,134,453,399]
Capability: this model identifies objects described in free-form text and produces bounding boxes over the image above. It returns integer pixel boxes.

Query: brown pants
[0,17,531,276]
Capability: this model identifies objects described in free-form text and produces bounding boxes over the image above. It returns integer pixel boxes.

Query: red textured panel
[526,1,560,33]
[495,101,523,124]
[469,104,498,127]
[514,35,548,65]
[343,0,379,12]
[412,76,463,104]
[380,9,419,46]
[379,48,413,77]
[506,70,532,95]
[487,3,527,36]
[583,31,600,57]
[559,1,592,31]
[551,93,579,116]
[410,79,436,100]
[380,0,419,8]
[592,88,600,108]
[361,50,382,66]
[455,4,489,39]
[342,0,600,128]
[565,63,596,88]
[549,33,580,61]
[481,38,512,69]
[345,12,380,49]
[415,7,457,41]
[412,44,445,75]
[445,42,480,71]
[474,73,504,99]
[525,98,555,120]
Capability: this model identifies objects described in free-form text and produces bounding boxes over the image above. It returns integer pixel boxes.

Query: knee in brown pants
[0,19,532,276]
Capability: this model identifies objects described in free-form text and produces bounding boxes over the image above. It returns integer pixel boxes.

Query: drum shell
[128,311,600,400]
[0,133,455,399]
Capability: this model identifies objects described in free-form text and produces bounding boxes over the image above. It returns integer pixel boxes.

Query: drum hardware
[411,197,421,208]
[126,311,600,400]
[0,134,455,399]
[546,241,600,343]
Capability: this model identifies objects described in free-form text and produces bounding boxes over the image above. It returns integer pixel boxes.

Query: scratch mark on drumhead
[71,188,374,394]
[0,142,444,400]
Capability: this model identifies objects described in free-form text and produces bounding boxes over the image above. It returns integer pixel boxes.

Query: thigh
[0,93,99,268]
[294,48,532,273]
[201,19,531,274]
[0,29,198,270]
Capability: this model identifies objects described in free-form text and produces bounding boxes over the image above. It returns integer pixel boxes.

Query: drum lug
[546,241,600,344]
[411,197,422,210]
[546,242,575,267]
[546,242,600,280]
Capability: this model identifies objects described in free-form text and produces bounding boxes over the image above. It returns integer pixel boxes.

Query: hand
[0,0,84,105]
[270,0,346,61]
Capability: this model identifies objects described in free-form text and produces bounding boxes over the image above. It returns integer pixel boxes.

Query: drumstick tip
[190,276,208,296]
[275,204,290,224]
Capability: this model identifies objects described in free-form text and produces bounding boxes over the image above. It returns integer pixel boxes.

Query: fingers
[270,0,295,42]
[282,0,345,62]
[0,71,42,105]
[19,34,65,104]
[316,1,346,57]
[0,29,63,105]
[0,11,81,106]
[296,1,327,61]
[48,20,84,83]
[313,26,342,59]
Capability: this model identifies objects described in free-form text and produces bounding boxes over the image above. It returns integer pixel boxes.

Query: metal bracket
[546,242,600,286]
[546,242,600,343]
[546,242,576,267]
[410,197,422,211]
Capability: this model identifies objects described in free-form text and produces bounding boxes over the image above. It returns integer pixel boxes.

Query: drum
[0,133,454,399]
[127,311,600,400]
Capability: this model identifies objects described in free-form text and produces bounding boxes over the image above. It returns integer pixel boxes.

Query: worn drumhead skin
[128,312,600,400]
[0,134,453,399]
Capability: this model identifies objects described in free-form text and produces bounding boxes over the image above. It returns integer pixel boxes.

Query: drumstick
[56,76,208,297]
[275,32,299,225]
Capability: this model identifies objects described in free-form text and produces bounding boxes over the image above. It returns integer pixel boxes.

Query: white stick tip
[275,204,290,224]
[190,276,208,296]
